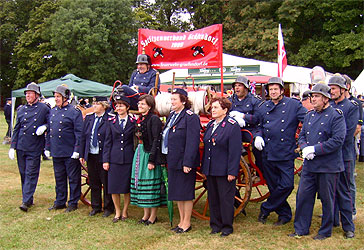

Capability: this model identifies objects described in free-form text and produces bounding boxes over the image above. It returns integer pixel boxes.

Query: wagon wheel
[80,164,91,206]
[192,154,252,220]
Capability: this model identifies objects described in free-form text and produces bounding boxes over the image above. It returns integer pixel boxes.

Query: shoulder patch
[108,112,116,117]
[186,110,193,115]
[258,100,265,107]
[335,108,343,115]
[306,109,314,114]
[254,94,262,100]
[351,100,359,106]
[228,118,236,124]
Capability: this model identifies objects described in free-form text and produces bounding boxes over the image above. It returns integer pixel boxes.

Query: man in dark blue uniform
[79,96,114,217]
[328,75,356,237]
[9,82,50,212]
[4,98,12,141]
[289,83,347,240]
[121,54,160,110]
[255,77,307,225]
[343,74,362,219]
[46,85,83,212]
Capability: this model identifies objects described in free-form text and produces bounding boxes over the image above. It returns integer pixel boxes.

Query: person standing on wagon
[120,54,160,110]
[161,88,200,233]
[79,96,114,217]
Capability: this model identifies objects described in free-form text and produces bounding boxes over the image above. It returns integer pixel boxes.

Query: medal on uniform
[172,126,176,133]
[212,138,216,146]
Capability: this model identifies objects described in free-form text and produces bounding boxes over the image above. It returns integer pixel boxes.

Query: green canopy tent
[11,73,113,98]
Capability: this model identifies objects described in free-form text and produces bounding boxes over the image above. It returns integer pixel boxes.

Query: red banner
[138,24,223,69]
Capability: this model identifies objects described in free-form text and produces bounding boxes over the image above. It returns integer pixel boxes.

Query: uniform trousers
[87,153,114,212]
[52,157,81,207]
[260,159,294,222]
[16,150,41,205]
[333,164,355,232]
[6,119,11,137]
[294,170,337,237]
[207,176,236,234]
[350,147,357,215]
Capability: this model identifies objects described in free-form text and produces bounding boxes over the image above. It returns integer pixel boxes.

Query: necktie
[120,119,125,132]
[163,113,177,149]
[92,117,101,147]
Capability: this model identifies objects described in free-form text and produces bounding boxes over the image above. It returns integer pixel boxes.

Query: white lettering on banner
[140,33,218,47]
[171,42,184,48]
[153,61,209,68]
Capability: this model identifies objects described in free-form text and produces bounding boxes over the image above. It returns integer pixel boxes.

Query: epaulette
[74,106,81,111]
[254,94,263,100]
[350,100,359,106]
[258,100,265,107]
[228,118,236,124]
[306,109,314,114]
[108,112,116,117]
[336,108,343,115]
[86,112,95,116]
[186,110,193,116]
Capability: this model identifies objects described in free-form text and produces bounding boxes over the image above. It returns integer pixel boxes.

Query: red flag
[138,24,223,69]
[278,24,287,77]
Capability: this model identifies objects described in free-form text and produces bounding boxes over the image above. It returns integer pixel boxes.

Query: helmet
[291,90,300,96]
[232,75,250,89]
[302,90,311,100]
[53,85,71,99]
[328,75,347,90]
[342,74,352,88]
[24,82,41,95]
[267,77,284,89]
[136,54,151,65]
[309,83,331,98]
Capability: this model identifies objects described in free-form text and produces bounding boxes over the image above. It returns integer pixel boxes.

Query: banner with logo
[138,24,223,69]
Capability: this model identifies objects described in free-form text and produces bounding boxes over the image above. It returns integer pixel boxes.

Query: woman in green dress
[130,94,165,225]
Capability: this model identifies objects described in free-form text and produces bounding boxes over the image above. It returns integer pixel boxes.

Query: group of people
[6,53,359,239]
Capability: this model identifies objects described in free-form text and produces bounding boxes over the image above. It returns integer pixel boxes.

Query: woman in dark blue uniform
[79,96,114,217]
[161,88,200,233]
[103,95,135,223]
[201,97,242,237]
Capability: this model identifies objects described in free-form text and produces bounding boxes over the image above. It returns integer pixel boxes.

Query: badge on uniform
[212,138,216,146]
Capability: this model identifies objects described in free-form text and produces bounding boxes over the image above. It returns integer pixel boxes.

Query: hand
[183,166,191,174]
[227,175,236,182]
[80,158,86,166]
[306,152,315,160]
[44,150,51,158]
[8,148,15,160]
[148,163,155,170]
[71,152,79,159]
[103,163,109,171]
[254,136,265,151]
[229,111,246,127]
[302,146,315,159]
[36,125,47,136]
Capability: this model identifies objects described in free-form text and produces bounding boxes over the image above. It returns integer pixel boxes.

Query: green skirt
[130,144,166,208]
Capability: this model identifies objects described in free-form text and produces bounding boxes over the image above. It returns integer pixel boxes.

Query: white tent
[160,53,313,93]
[352,69,364,96]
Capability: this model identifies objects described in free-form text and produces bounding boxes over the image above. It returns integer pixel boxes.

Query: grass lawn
[0,111,363,250]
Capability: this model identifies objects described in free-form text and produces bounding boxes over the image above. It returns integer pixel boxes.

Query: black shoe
[220,232,231,237]
[176,226,192,234]
[112,217,121,223]
[19,203,29,212]
[258,212,268,224]
[65,206,77,213]
[288,232,303,238]
[344,231,355,239]
[138,218,147,224]
[89,209,102,216]
[48,204,67,211]
[102,210,113,217]
[210,230,221,235]
[144,217,158,226]
[313,234,329,240]
[273,219,290,226]
[171,226,181,232]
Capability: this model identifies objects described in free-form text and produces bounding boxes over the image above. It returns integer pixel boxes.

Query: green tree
[48,0,137,85]
[13,0,62,89]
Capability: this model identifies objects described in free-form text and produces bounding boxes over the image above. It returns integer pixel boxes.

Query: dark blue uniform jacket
[129,68,160,94]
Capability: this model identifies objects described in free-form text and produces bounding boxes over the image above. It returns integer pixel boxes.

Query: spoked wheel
[80,164,91,206]
[192,155,252,220]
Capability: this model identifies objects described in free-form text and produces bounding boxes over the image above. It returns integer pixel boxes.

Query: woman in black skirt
[103,95,135,223]
[161,88,200,233]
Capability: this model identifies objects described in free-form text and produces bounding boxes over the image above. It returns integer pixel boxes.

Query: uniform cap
[172,88,188,97]
[113,94,130,104]
[93,96,108,102]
